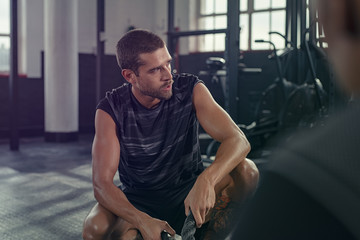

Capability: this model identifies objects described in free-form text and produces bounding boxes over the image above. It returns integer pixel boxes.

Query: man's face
[133,47,174,100]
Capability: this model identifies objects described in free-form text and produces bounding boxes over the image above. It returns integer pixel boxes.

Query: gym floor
[0,135,266,240]
[0,135,109,240]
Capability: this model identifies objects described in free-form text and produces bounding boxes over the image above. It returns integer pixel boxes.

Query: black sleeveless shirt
[97,74,204,193]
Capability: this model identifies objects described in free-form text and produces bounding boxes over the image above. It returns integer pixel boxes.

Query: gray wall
[0,0,281,138]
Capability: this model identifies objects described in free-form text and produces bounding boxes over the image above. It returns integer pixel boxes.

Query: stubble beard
[137,80,173,100]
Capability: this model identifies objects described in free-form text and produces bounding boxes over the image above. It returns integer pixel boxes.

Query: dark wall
[78,53,96,133]
[0,77,44,137]
[0,49,307,138]
[0,53,126,138]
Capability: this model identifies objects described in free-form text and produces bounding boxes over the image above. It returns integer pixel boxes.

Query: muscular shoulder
[106,83,131,105]
[96,83,131,130]
[173,73,201,88]
[172,73,203,101]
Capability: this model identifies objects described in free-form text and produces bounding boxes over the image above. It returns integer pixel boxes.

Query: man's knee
[244,159,259,184]
[231,158,259,198]
[235,159,259,181]
[82,214,113,240]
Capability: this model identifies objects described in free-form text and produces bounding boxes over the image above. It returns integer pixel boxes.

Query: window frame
[195,0,287,52]
[0,33,11,74]
[0,0,11,74]
[196,0,228,52]
[243,0,286,50]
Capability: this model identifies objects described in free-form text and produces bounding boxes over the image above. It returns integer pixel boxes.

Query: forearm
[201,134,250,186]
[93,181,146,229]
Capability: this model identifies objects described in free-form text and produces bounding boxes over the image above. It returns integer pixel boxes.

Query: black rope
[181,210,196,240]
[161,210,197,240]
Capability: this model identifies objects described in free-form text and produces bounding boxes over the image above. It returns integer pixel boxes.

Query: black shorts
[122,178,196,233]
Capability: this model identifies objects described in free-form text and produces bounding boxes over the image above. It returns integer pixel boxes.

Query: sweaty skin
[185,82,250,228]
[90,46,251,240]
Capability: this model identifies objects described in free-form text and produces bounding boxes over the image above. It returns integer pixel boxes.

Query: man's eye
[150,68,159,73]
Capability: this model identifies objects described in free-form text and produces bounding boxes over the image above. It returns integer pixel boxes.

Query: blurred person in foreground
[230,0,360,239]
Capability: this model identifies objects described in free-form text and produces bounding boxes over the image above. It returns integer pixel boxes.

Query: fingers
[185,199,215,228]
[191,207,210,228]
[184,202,190,217]
[199,208,207,227]
[163,221,176,236]
[192,208,203,228]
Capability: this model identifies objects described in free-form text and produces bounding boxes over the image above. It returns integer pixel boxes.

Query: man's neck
[131,86,161,109]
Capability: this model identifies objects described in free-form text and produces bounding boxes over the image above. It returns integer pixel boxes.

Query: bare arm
[92,109,143,226]
[184,83,250,227]
[193,83,250,188]
[92,109,175,239]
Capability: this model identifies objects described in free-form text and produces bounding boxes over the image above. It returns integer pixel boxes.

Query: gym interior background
[0,0,346,239]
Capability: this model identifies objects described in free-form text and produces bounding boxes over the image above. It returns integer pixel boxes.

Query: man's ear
[122,69,137,84]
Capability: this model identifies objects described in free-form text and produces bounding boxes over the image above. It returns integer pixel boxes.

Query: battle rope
[181,210,196,240]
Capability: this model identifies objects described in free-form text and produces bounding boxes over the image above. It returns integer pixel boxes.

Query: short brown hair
[116,29,165,75]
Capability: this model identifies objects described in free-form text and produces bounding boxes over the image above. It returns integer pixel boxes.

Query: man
[82,29,259,240]
[230,0,360,239]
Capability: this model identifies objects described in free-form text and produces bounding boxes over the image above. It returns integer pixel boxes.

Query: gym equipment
[160,210,196,240]
[280,25,328,129]
[203,24,331,159]
[254,36,298,127]
[181,210,196,240]
[199,57,227,109]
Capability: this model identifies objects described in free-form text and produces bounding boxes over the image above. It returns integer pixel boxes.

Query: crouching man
[82,29,259,240]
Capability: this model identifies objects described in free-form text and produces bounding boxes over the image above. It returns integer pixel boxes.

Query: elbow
[92,179,107,202]
[238,131,251,155]
[93,187,101,202]
[93,183,102,202]
[244,135,251,154]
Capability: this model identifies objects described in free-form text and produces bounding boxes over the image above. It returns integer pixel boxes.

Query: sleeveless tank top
[101,73,204,192]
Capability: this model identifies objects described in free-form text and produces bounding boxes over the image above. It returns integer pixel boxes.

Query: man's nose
[162,65,172,80]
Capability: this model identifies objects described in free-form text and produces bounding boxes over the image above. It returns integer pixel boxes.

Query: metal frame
[299,0,307,43]
[9,0,19,150]
[308,0,317,43]
[167,0,240,121]
[96,0,105,103]
[226,0,240,122]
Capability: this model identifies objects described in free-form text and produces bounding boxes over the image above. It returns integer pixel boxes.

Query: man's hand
[137,213,175,240]
[184,176,216,228]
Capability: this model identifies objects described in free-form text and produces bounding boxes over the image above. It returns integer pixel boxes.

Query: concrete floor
[0,135,97,240]
[0,135,268,240]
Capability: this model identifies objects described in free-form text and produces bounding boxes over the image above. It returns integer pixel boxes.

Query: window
[242,0,287,50]
[192,0,286,52]
[0,0,10,73]
[195,0,227,52]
